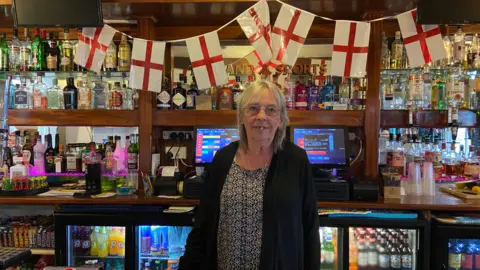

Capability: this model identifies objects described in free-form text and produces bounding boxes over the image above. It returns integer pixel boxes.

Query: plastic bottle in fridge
[357,237,369,269]
[90,226,99,257]
[117,227,125,257]
[349,232,358,270]
[108,227,119,256]
[448,239,462,270]
[462,240,474,270]
[141,226,152,255]
[474,240,480,270]
[97,226,109,258]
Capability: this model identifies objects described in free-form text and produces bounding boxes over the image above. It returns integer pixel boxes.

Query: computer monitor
[194,127,240,166]
[290,126,349,168]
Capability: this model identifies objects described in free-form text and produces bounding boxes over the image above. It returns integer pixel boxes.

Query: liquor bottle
[127,135,138,171]
[294,81,308,110]
[22,131,34,166]
[110,82,124,110]
[113,137,125,174]
[336,78,349,110]
[391,31,404,69]
[20,28,32,71]
[60,29,74,72]
[423,69,432,109]
[392,133,405,174]
[33,134,45,175]
[457,144,466,176]
[66,146,80,173]
[216,84,233,110]
[407,69,424,110]
[31,29,42,71]
[44,134,55,173]
[382,75,394,109]
[54,132,59,154]
[307,79,320,110]
[114,135,121,152]
[105,136,114,153]
[321,228,335,269]
[11,130,21,160]
[157,78,171,110]
[431,137,444,179]
[54,144,66,173]
[381,32,390,70]
[40,30,48,70]
[454,26,466,66]
[9,28,21,71]
[45,32,59,71]
[118,35,131,72]
[14,82,30,109]
[77,81,92,110]
[393,77,406,109]
[464,145,480,178]
[92,81,107,109]
[350,79,365,110]
[32,74,47,109]
[172,75,187,110]
[232,76,243,110]
[446,68,465,110]
[46,79,64,109]
[444,142,459,178]
[186,77,200,110]
[0,33,8,71]
[104,41,117,72]
[80,143,92,173]
[122,83,134,110]
[1,130,12,170]
[64,77,78,110]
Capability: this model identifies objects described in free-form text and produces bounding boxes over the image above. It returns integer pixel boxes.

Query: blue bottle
[320,76,336,110]
[307,79,320,110]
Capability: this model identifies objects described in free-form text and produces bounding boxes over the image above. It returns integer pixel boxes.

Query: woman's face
[242,89,282,146]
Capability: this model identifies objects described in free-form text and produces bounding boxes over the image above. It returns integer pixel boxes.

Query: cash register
[291,126,351,201]
[183,126,240,199]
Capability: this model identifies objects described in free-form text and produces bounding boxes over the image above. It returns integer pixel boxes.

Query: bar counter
[0,188,477,211]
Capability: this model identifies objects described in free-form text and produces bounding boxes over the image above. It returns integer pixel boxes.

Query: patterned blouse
[217,161,269,270]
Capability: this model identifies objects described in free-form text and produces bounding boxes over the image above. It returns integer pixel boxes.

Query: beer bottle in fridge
[390,238,402,269]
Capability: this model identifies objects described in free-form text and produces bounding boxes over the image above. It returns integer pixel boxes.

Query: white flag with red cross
[311,59,331,86]
[186,32,227,90]
[237,0,272,64]
[74,25,117,74]
[271,4,314,66]
[245,50,269,74]
[397,9,446,68]
[331,21,370,78]
[173,68,192,84]
[129,39,165,92]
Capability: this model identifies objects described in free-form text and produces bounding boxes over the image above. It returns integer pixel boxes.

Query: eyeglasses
[244,104,280,117]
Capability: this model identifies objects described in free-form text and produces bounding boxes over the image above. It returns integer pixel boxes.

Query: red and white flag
[245,50,268,74]
[311,59,331,86]
[74,25,117,74]
[237,0,272,64]
[129,39,165,92]
[271,4,314,66]
[173,68,192,83]
[397,9,446,67]
[331,21,370,78]
[186,32,227,90]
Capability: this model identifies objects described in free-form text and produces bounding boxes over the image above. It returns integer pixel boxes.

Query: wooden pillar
[364,12,383,178]
[137,17,156,193]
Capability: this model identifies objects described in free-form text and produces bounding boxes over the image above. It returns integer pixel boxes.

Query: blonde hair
[237,80,289,153]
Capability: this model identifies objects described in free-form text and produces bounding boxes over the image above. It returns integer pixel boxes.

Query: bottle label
[112,92,123,108]
[449,253,461,268]
[22,150,31,164]
[78,92,91,107]
[379,254,390,267]
[93,85,106,109]
[82,239,90,249]
[60,56,70,66]
[390,254,401,268]
[54,157,63,173]
[401,254,412,268]
[32,93,42,108]
[409,74,423,97]
[64,92,76,109]
[105,50,116,68]
[219,91,232,109]
[173,93,186,106]
[186,94,195,108]
[73,239,81,248]
[392,152,405,168]
[46,92,60,109]
[358,252,368,266]
[46,54,57,70]
[431,152,442,166]
[128,153,138,170]
[233,92,242,106]
[392,43,404,60]
[158,91,170,105]
[368,250,379,265]
[14,90,28,105]
[66,156,76,171]
[461,254,473,268]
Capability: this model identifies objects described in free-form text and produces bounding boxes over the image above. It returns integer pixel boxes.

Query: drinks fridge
[318,212,430,269]
[432,218,480,270]
[54,205,194,269]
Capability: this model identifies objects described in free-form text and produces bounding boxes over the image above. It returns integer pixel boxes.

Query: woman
[179,80,320,270]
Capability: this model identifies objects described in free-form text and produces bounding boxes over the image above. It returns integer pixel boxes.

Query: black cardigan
[179,141,320,270]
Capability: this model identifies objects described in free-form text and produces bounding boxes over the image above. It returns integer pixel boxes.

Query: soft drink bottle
[151,226,161,256]
[448,239,462,270]
[90,226,99,257]
[357,237,369,270]
[118,227,125,257]
[97,226,109,258]
[349,233,358,270]
[141,226,152,255]
[72,226,82,255]
[367,236,379,268]
[462,240,474,270]
[82,226,91,256]
[322,228,335,270]
[108,227,118,256]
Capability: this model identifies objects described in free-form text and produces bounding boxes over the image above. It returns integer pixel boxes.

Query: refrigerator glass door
[136,225,192,270]
[349,227,418,270]
[447,238,480,270]
[320,227,343,270]
[67,225,126,269]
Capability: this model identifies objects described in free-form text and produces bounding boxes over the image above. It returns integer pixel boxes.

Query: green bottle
[0,33,9,71]
[31,28,42,71]
[127,134,138,170]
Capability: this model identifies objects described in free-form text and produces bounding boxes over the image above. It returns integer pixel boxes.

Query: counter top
[0,187,477,211]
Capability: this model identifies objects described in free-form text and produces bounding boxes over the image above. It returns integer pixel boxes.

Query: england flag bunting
[74,25,117,74]
[311,59,331,86]
[129,39,165,92]
[331,21,370,78]
[186,32,227,90]
[271,4,314,66]
[237,0,272,64]
[245,50,268,74]
[397,9,446,68]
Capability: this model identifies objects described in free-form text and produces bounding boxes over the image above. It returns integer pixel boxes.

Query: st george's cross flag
[271,4,314,66]
[129,39,165,92]
[186,32,227,90]
[74,25,116,74]
[397,9,446,67]
[331,21,370,78]
[237,0,272,64]
[245,50,268,74]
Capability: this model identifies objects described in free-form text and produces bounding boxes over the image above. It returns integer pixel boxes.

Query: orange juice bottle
[117,227,126,257]
[108,227,118,256]
[97,226,109,258]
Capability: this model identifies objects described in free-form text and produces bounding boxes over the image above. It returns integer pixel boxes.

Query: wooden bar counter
[0,188,477,211]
